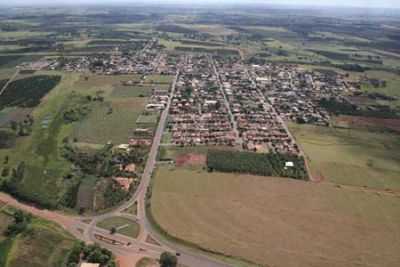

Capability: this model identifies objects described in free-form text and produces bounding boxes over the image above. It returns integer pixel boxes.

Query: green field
[150,166,400,267]
[0,71,152,208]
[361,70,400,107]
[289,123,400,190]
[97,216,140,238]
[0,72,80,208]
[0,209,76,267]
[136,113,159,124]
[111,85,153,98]
[73,98,147,144]
[122,202,137,215]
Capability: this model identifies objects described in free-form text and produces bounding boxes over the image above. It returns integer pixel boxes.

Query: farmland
[150,165,400,267]
[289,123,400,190]
[0,75,61,110]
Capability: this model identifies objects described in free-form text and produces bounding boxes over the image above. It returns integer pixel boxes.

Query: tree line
[207,150,308,180]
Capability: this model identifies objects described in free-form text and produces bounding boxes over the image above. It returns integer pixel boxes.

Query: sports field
[151,166,400,267]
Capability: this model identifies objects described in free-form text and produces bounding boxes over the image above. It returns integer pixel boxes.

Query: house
[79,263,100,267]
[112,177,133,191]
[285,161,294,168]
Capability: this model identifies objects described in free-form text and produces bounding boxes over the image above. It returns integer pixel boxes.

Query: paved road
[84,70,231,267]
[210,57,243,148]
[0,68,231,267]
[245,67,314,180]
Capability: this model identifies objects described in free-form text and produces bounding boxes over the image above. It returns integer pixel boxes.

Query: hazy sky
[1,0,399,9]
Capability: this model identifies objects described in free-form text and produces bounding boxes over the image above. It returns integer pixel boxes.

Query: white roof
[285,161,294,167]
[80,263,100,267]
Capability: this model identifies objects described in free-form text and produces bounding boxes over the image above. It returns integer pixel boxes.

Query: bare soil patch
[175,153,206,167]
[335,115,400,133]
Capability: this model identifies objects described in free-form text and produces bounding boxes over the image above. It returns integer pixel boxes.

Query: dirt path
[0,69,19,96]
[321,181,400,197]
[0,192,78,232]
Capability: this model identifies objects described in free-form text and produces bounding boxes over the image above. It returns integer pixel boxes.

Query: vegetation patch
[0,209,77,267]
[207,150,308,180]
[0,56,22,67]
[174,46,239,56]
[97,216,140,238]
[111,85,152,98]
[66,242,116,267]
[0,75,61,110]
[136,113,158,125]
[0,129,16,149]
[73,98,147,144]
[156,24,198,34]
[75,175,98,211]
[289,123,400,189]
[320,97,400,119]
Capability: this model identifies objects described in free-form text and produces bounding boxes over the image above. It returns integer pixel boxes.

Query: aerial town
[2,5,399,267]
[23,40,360,156]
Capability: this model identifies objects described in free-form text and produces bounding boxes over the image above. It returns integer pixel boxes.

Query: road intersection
[0,70,231,267]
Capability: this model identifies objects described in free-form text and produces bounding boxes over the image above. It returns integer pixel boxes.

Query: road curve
[0,69,232,267]
[86,69,232,267]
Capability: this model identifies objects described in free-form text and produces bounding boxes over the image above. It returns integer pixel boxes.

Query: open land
[289,123,400,190]
[0,206,77,267]
[151,166,400,267]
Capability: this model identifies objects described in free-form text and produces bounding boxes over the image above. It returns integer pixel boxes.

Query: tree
[110,227,116,235]
[10,120,18,131]
[159,252,177,267]
[5,210,32,236]
[1,167,10,177]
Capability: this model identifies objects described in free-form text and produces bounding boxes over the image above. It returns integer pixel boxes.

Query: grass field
[151,166,400,267]
[289,123,400,190]
[361,70,400,107]
[144,75,173,84]
[0,71,155,209]
[0,72,80,208]
[97,216,140,238]
[0,210,76,267]
[136,257,157,267]
[111,85,153,98]
[136,113,158,124]
[175,24,237,36]
[0,31,51,40]
[73,98,147,144]
[158,145,234,161]
[122,201,137,215]
[74,74,142,96]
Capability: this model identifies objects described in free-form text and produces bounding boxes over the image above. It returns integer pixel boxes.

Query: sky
[1,0,399,9]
